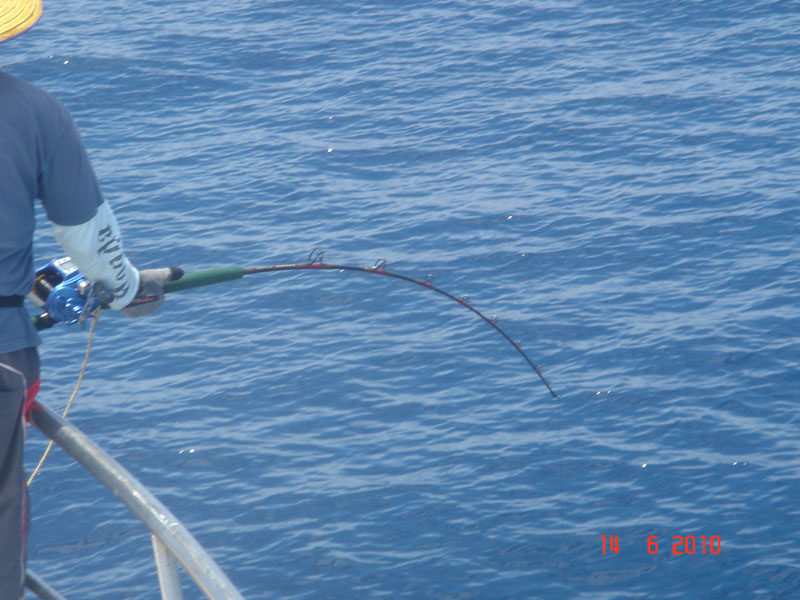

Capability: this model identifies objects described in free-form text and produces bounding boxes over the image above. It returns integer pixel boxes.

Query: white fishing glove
[121,267,183,318]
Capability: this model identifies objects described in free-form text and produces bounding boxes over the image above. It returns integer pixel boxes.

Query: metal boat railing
[26,400,245,600]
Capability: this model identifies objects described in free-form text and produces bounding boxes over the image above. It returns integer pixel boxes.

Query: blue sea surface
[5,0,799,598]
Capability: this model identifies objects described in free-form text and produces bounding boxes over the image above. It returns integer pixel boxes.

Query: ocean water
[5,0,799,598]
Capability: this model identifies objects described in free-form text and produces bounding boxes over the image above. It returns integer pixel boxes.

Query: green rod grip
[164,266,246,293]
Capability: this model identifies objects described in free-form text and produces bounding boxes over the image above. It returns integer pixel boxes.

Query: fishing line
[27,306,101,487]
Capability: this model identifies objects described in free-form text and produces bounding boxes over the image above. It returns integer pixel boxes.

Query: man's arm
[38,90,167,317]
[51,201,140,310]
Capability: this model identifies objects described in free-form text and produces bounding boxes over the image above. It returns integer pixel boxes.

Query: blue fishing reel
[28,257,102,325]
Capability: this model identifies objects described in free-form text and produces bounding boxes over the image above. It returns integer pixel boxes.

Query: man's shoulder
[0,71,68,121]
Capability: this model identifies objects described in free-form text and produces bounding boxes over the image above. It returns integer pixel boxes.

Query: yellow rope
[27,307,101,487]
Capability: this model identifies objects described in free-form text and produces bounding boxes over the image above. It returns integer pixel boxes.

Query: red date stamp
[601,535,721,555]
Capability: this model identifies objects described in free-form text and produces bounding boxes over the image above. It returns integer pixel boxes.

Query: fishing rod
[30,250,559,398]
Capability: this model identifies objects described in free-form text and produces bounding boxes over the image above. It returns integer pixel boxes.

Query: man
[1,2,175,597]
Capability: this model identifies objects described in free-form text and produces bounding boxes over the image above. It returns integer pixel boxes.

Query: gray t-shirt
[0,71,136,352]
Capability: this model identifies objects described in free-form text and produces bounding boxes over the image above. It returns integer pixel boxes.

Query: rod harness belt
[0,295,24,307]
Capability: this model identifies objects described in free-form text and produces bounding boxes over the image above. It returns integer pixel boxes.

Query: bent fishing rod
[31,251,559,398]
